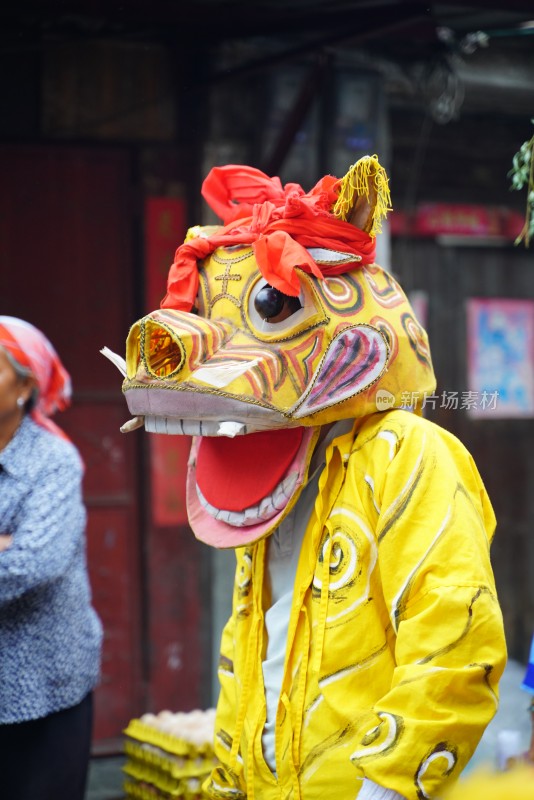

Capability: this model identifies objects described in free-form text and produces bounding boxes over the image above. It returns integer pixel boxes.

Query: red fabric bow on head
[160,165,377,311]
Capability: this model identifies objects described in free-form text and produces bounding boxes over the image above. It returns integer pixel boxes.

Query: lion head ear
[332,155,392,237]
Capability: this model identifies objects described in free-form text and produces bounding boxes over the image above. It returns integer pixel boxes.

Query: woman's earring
[16,397,25,408]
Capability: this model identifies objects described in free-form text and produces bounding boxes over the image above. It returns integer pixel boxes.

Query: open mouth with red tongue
[186,426,320,548]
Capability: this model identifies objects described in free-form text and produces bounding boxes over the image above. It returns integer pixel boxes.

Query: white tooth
[181,419,201,436]
[272,471,299,510]
[182,420,224,436]
[282,472,299,496]
[100,346,127,376]
[226,510,245,526]
[144,417,225,436]
[144,416,180,434]
[217,421,245,437]
[120,416,145,433]
[272,484,288,511]
[243,507,260,525]
[144,416,161,433]
[259,496,276,520]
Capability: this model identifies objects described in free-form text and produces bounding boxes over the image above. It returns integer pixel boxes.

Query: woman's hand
[0,534,13,552]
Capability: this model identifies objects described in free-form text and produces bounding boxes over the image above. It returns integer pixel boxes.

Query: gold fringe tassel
[333,154,392,237]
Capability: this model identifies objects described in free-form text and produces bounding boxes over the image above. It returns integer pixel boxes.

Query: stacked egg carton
[123,708,218,799]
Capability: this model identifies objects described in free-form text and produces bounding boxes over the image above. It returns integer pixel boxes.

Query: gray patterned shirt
[0,415,102,723]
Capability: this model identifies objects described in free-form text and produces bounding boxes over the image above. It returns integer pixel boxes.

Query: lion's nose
[144,320,186,379]
[125,309,234,381]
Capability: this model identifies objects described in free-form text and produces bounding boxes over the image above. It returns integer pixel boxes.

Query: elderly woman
[0,316,102,800]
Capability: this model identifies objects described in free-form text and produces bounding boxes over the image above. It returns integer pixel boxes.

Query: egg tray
[123,718,216,797]
[125,719,215,758]
[124,776,205,800]
[123,760,209,798]
[124,738,216,782]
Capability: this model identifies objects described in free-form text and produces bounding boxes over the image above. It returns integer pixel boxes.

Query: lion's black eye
[254,285,302,322]
[254,285,284,319]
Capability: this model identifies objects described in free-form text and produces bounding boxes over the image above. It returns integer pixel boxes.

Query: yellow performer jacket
[205,409,507,800]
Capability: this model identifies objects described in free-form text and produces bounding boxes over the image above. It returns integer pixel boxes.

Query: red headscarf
[161,165,376,311]
[0,316,71,440]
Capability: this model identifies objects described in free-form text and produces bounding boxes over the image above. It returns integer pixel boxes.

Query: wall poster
[467,298,534,419]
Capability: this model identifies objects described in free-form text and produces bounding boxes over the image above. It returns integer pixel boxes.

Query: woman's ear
[19,375,37,407]
[332,155,392,237]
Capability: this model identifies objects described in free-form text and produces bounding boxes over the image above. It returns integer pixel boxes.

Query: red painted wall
[0,145,210,744]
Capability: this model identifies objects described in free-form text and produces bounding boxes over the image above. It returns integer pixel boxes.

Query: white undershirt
[261,420,405,800]
[261,467,321,769]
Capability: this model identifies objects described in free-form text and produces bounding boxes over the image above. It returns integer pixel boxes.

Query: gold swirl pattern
[415,745,457,799]
[284,331,326,395]
[401,312,432,368]
[237,550,253,597]
[313,530,357,593]
[319,274,364,316]
[312,509,378,625]
[370,315,399,362]
[364,265,404,308]
[235,549,253,619]
[350,712,404,761]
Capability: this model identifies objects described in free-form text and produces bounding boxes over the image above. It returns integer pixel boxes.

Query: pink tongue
[196,428,305,512]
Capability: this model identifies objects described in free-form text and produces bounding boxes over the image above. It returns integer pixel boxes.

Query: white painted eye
[247,277,321,337]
